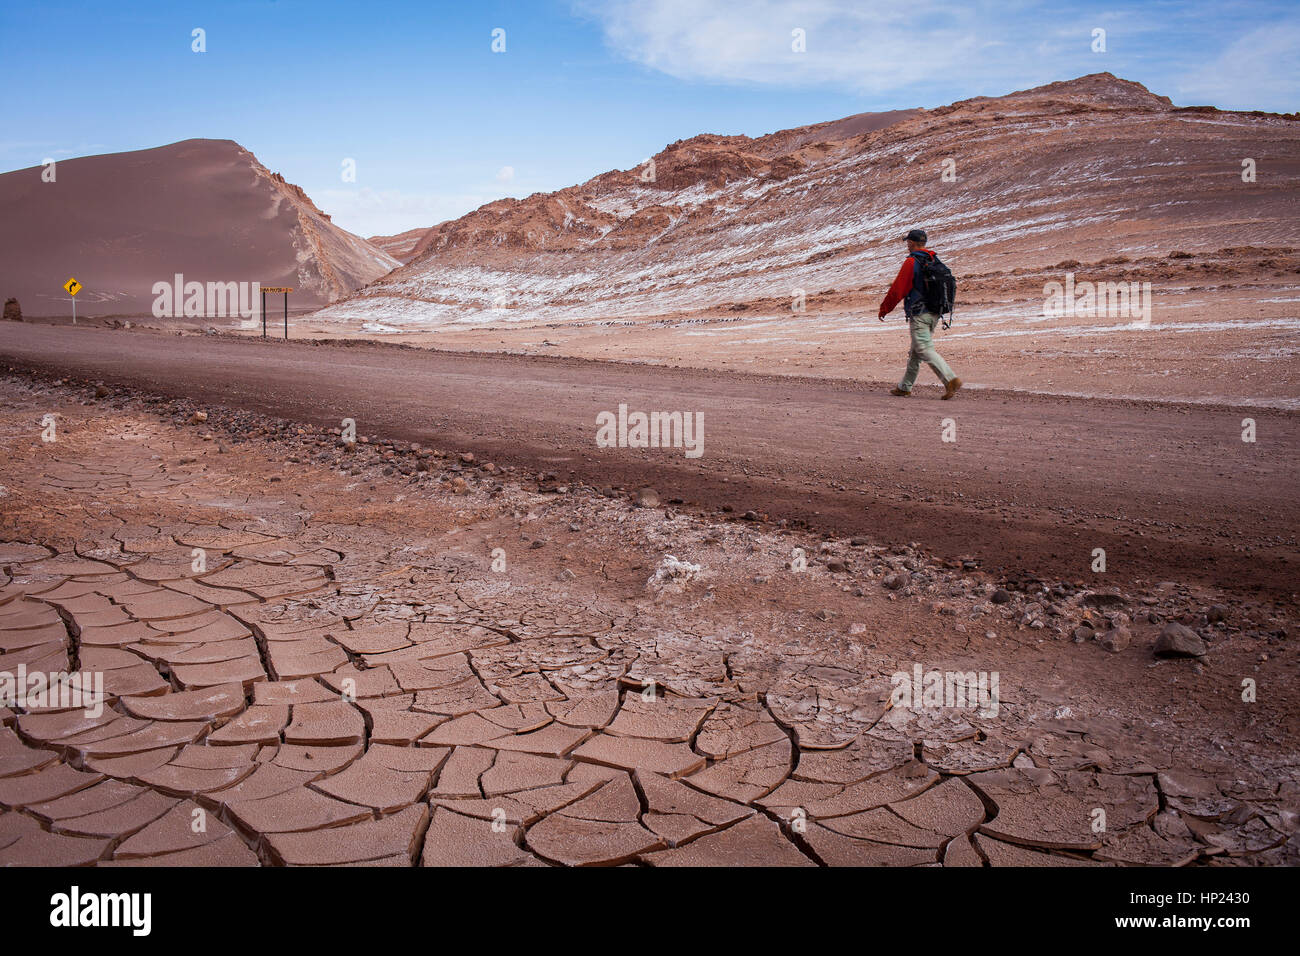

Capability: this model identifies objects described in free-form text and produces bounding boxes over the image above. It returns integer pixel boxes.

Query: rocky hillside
[315,74,1299,328]
[367,227,430,264]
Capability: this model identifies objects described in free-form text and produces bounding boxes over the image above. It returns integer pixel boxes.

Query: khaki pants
[899,310,956,391]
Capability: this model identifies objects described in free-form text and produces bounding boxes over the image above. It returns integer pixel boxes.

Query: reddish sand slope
[367,227,434,264]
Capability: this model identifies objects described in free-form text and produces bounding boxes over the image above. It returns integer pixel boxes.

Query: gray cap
[902,228,927,244]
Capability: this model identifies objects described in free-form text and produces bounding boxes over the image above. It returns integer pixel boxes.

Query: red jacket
[878,249,932,318]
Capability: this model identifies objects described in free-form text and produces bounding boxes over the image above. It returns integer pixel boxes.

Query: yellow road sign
[63,277,82,296]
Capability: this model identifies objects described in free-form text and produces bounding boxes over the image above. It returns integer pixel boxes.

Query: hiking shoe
[890,387,911,397]
[942,377,963,400]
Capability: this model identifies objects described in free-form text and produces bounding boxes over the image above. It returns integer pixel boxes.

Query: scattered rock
[1099,626,1131,653]
[647,555,701,591]
[883,571,909,591]
[1082,590,1126,609]
[634,487,660,508]
[1154,622,1208,658]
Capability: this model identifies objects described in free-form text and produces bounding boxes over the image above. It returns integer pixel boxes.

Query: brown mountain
[0,139,400,317]
[367,227,431,265]
[314,73,1298,329]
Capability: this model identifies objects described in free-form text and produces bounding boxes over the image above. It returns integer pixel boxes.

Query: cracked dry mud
[0,375,1296,867]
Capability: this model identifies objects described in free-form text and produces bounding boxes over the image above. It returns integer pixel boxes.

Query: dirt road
[2,324,1295,599]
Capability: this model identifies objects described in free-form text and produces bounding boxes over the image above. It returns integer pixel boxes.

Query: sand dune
[0,139,400,318]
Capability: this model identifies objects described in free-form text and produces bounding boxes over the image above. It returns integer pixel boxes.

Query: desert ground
[0,321,1296,867]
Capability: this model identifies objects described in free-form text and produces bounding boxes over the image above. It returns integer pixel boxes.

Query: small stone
[1099,626,1131,653]
[991,589,1012,604]
[1154,622,1207,658]
[634,487,659,508]
[883,571,909,591]
[1082,590,1126,609]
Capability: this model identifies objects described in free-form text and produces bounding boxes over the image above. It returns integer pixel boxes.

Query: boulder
[1099,626,1131,653]
[1154,622,1207,658]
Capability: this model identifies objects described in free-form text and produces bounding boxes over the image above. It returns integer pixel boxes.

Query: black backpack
[912,251,957,328]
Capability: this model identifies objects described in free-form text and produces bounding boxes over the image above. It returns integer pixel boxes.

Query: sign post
[63,277,82,324]
[261,287,294,340]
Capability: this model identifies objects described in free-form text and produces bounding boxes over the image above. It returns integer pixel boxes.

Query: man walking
[878,229,962,399]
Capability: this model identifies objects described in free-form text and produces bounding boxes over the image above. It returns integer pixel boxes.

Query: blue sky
[2,0,1296,238]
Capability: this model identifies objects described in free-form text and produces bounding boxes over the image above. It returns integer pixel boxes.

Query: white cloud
[574,0,1299,110]
[574,0,1082,96]
[1172,21,1300,112]
[496,165,516,183]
